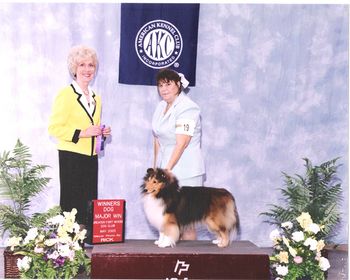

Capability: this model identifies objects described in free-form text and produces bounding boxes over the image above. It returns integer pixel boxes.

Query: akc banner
[118,3,200,86]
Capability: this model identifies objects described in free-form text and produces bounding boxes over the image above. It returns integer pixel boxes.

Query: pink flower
[294,256,303,264]
[34,246,44,254]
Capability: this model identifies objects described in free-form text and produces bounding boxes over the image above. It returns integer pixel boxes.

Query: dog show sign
[91,199,125,244]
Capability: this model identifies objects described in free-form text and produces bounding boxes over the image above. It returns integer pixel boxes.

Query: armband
[175,118,195,136]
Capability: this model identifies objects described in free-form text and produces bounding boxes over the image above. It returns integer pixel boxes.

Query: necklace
[83,89,90,105]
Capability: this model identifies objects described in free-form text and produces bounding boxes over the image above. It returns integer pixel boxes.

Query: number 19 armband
[175,118,195,136]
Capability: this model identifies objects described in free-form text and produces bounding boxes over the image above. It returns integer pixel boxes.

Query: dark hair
[156,68,180,85]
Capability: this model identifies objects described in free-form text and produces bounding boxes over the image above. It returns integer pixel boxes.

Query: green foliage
[0,139,60,237]
[284,260,325,280]
[30,206,62,228]
[261,157,343,241]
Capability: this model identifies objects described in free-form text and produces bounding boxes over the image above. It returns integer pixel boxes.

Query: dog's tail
[233,206,241,239]
[230,199,241,241]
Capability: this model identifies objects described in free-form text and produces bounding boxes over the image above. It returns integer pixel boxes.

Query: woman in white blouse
[152,68,205,240]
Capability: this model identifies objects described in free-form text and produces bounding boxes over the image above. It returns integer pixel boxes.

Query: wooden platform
[91,239,270,279]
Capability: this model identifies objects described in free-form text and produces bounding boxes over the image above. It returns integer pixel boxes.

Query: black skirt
[58,150,98,225]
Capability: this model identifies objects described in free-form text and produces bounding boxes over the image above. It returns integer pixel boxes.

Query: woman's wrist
[79,129,86,138]
[165,165,173,171]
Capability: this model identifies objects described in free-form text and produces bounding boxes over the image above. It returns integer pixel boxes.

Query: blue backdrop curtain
[0,3,348,247]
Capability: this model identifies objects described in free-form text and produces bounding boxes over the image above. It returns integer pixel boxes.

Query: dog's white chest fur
[142,195,165,231]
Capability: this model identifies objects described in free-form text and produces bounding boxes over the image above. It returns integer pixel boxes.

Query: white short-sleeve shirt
[152,93,205,181]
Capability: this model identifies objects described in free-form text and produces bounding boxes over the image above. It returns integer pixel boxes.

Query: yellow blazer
[48,84,101,156]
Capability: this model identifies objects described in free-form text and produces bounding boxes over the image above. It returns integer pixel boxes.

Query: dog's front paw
[217,239,230,248]
[217,242,229,248]
[212,238,221,245]
[155,232,165,245]
[157,235,175,248]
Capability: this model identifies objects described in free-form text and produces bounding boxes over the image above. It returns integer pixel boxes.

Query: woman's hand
[153,137,160,169]
[165,134,191,170]
[102,126,112,137]
[79,125,102,138]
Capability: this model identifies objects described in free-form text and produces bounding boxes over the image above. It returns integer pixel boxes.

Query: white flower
[34,246,44,253]
[23,228,38,244]
[6,236,22,251]
[316,251,322,259]
[316,240,325,252]
[270,229,281,242]
[296,212,313,229]
[281,221,293,229]
[62,208,78,233]
[304,237,318,250]
[276,265,288,276]
[36,234,45,243]
[17,256,32,272]
[282,236,290,247]
[278,251,289,263]
[307,223,320,234]
[47,214,65,225]
[74,229,87,242]
[68,249,75,261]
[48,250,59,260]
[58,234,72,244]
[288,246,297,257]
[73,222,80,233]
[44,238,58,247]
[73,241,83,251]
[58,244,71,257]
[282,236,297,257]
[275,244,282,250]
[291,231,304,242]
[319,257,331,271]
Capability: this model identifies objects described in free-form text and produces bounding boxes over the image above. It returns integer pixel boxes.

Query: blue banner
[118,3,200,86]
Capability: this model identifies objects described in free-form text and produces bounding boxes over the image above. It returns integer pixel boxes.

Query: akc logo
[135,19,183,69]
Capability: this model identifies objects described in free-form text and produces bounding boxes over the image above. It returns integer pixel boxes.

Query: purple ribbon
[95,125,105,154]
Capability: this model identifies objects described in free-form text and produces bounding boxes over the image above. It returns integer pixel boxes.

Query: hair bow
[178,73,190,89]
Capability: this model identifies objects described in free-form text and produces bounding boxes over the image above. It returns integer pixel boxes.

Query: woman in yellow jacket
[49,45,111,227]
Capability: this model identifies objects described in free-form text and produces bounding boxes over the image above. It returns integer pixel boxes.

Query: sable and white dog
[141,168,240,248]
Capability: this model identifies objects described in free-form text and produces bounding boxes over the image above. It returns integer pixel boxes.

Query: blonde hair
[67,45,98,79]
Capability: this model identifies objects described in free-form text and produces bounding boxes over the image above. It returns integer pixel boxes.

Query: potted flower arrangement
[6,208,90,279]
[0,140,88,277]
[260,157,343,279]
[0,140,62,277]
[269,212,330,279]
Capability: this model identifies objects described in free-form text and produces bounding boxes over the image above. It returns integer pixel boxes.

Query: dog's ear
[162,169,178,187]
[147,168,154,175]
[158,168,165,178]
[143,168,155,181]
